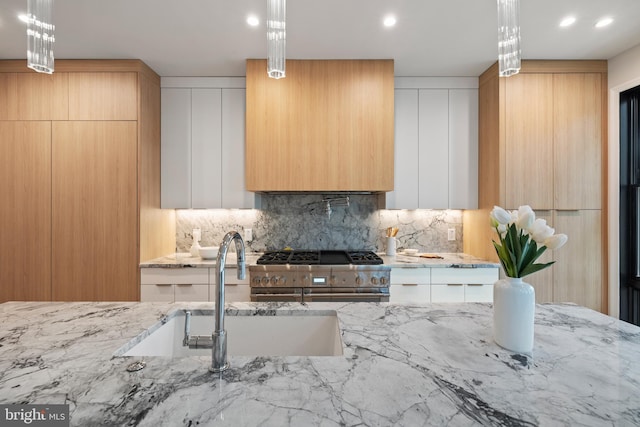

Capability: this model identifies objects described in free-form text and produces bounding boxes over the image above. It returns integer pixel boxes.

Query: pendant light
[496,0,520,77]
[27,0,55,74]
[267,0,286,79]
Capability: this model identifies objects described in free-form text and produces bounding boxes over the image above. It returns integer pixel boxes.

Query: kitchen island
[1,301,638,426]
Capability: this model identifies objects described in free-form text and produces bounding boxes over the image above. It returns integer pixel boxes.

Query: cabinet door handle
[446,283,464,286]
[401,283,418,286]
[156,283,173,286]
[176,283,194,287]
[467,284,485,287]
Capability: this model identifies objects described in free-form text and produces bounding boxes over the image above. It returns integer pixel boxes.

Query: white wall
[608,43,640,317]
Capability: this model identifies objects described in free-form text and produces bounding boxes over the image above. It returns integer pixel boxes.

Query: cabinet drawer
[390,284,431,304]
[140,284,174,302]
[465,284,493,302]
[221,284,251,302]
[431,284,465,302]
[390,268,431,285]
[175,284,209,302]
[431,268,498,284]
[141,268,209,285]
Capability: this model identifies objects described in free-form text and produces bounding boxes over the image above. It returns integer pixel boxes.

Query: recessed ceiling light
[18,13,29,23]
[383,15,396,27]
[559,16,576,27]
[247,15,259,27]
[595,17,613,28]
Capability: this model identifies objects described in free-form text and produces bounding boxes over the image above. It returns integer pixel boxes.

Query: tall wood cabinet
[0,60,175,302]
[464,61,607,313]
[0,122,52,301]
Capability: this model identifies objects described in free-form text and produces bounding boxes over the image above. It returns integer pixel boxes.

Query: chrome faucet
[211,231,246,373]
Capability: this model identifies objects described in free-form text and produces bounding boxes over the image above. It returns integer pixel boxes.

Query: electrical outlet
[448,228,456,241]
[244,228,253,242]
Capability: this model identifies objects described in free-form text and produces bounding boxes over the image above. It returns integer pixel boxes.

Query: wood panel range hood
[245,59,394,193]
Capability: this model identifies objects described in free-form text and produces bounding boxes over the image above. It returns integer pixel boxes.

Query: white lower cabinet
[431,268,498,303]
[464,284,494,303]
[390,268,431,303]
[140,284,174,302]
[209,267,251,303]
[390,267,499,303]
[141,266,252,303]
[390,284,431,304]
[431,284,465,303]
[141,268,210,302]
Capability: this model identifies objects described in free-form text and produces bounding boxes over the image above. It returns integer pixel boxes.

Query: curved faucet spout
[211,230,246,373]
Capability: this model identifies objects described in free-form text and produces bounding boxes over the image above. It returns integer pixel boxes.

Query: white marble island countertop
[1,301,638,426]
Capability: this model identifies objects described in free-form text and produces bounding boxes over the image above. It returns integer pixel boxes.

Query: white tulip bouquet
[490,205,568,279]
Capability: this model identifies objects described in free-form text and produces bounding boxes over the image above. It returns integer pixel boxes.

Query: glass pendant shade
[267,0,286,79]
[27,0,55,74]
[496,0,520,77]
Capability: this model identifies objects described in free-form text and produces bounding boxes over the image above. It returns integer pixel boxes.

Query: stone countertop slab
[140,252,262,268]
[380,252,500,268]
[0,301,638,426]
[141,252,499,269]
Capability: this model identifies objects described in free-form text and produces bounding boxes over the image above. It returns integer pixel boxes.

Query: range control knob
[270,276,278,285]
[279,276,287,285]
[253,277,262,285]
[380,277,388,285]
[355,276,363,286]
[371,277,378,285]
[261,277,270,285]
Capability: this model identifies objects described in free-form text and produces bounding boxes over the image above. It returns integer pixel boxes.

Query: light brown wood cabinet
[52,121,138,301]
[464,60,607,313]
[0,60,175,302]
[245,59,394,192]
[0,122,52,301]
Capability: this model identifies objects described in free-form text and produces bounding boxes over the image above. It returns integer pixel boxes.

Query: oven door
[250,287,303,302]
[303,287,390,302]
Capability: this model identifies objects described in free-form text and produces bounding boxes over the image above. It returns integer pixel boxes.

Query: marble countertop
[141,252,499,269]
[1,301,638,426]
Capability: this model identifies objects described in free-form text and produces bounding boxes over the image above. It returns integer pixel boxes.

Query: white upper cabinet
[418,89,449,208]
[161,78,255,209]
[161,88,191,208]
[191,88,222,208]
[448,89,478,209]
[387,78,479,209]
[388,89,419,209]
[221,89,253,208]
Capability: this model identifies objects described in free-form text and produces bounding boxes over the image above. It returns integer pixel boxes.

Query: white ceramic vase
[493,276,535,353]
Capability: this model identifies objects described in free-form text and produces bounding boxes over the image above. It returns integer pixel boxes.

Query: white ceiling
[1,0,640,77]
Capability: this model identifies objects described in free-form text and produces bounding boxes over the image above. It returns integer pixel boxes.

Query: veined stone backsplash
[175,194,463,253]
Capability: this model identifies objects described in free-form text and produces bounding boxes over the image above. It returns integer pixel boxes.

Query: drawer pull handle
[176,284,194,287]
[467,284,485,287]
[447,283,464,286]
[401,283,419,286]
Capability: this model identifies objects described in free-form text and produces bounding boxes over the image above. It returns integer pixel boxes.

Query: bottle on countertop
[190,228,202,257]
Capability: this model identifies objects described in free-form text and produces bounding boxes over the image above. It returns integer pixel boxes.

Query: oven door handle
[253,293,301,298]
[304,292,388,298]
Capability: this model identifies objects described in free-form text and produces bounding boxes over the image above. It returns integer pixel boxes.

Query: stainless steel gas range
[249,250,390,302]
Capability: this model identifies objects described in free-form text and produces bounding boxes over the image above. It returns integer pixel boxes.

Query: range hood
[245,59,395,193]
